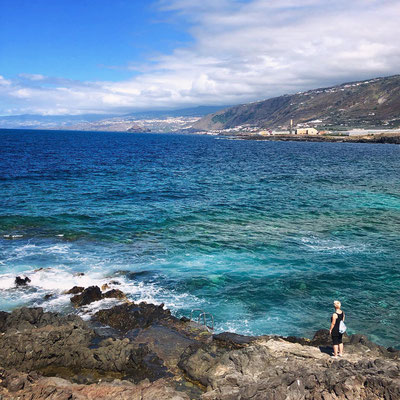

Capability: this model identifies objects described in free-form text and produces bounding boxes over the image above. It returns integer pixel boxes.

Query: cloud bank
[1,0,400,115]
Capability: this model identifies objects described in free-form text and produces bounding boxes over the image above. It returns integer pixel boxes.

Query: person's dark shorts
[332,334,343,345]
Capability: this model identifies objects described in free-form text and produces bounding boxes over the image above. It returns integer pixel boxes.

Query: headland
[225,132,400,144]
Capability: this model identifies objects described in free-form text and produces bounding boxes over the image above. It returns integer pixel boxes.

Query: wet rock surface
[93,302,177,331]
[15,276,31,286]
[0,307,169,384]
[70,285,103,307]
[65,286,85,295]
[103,288,127,300]
[0,303,399,400]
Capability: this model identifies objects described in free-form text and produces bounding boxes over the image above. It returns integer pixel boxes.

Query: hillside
[0,106,228,131]
[193,75,400,131]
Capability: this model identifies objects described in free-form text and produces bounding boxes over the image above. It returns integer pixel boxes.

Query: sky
[0,0,399,116]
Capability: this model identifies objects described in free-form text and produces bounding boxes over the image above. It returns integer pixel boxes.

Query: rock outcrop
[70,285,103,307]
[180,337,400,400]
[15,276,31,286]
[0,307,169,384]
[0,369,189,400]
[0,303,399,400]
[93,302,176,331]
[69,285,127,307]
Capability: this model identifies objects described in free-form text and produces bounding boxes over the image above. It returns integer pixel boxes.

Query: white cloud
[0,75,11,86]
[18,73,46,81]
[1,0,400,115]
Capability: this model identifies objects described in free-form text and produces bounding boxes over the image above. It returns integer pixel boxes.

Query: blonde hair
[334,300,341,308]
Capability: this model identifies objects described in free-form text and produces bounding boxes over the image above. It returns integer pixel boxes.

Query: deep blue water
[0,130,399,347]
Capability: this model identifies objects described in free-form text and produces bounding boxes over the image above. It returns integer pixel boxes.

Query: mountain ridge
[193,75,400,131]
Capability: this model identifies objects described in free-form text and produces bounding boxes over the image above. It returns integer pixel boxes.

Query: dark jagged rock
[0,310,9,332]
[133,325,198,373]
[71,285,102,307]
[213,332,258,349]
[43,293,54,300]
[4,307,84,332]
[348,333,391,357]
[311,328,331,346]
[1,304,399,400]
[65,285,85,294]
[93,302,175,332]
[103,289,127,300]
[15,276,31,286]
[179,337,400,400]
[0,307,169,384]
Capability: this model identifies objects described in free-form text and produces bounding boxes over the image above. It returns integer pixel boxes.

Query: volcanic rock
[65,285,85,294]
[103,288,127,300]
[179,337,400,400]
[0,369,190,400]
[0,307,169,384]
[213,332,258,349]
[0,311,8,332]
[70,285,102,307]
[15,276,31,286]
[93,302,175,332]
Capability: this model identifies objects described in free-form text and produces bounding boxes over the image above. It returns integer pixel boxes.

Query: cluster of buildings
[203,119,327,136]
[258,127,320,136]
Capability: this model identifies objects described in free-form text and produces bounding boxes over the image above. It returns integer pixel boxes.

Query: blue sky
[0,0,399,115]
[0,0,192,81]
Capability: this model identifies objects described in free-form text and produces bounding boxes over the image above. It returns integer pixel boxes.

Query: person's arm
[329,314,337,334]
[343,312,345,322]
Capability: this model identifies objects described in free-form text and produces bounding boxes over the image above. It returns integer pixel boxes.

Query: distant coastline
[225,132,400,144]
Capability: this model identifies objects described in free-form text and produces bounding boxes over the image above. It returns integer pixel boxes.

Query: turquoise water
[0,130,399,347]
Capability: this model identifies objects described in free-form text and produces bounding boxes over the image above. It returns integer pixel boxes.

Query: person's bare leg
[333,344,338,356]
[339,343,343,356]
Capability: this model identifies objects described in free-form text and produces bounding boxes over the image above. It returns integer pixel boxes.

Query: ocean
[0,130,399,348]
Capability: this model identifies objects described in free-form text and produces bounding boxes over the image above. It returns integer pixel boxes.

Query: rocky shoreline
[1,284,399,399]
[232,133,400,144]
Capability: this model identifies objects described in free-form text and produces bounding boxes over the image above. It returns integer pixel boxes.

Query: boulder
[15,276,31,286]
[65,286,85,294]
[103,289,127,300]
[70,285,102,307]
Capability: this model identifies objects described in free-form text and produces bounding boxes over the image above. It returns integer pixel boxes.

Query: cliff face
[193,75,400,130]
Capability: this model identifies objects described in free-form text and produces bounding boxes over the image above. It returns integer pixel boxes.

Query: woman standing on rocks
[329,300,345,358]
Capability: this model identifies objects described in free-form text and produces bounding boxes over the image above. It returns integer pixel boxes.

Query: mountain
[123,105,231,119]
[0,106,229,130]
[0,113,119,130]
[193,75,400,131]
